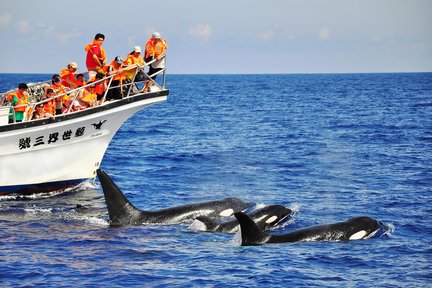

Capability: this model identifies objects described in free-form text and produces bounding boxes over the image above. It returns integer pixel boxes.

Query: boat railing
[0,58,167,126]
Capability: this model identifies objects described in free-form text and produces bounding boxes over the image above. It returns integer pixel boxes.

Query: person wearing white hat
[59,61,79,89]
[124,45,146,93]
[125,46,144,71]
[143,32,168,91]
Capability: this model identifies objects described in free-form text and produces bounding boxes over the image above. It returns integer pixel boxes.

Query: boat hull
[0,91,168,195]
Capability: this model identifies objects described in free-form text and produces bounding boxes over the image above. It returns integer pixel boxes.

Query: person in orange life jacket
[49,74,70,115]
[8,83,29,123]
[144,32,167,78]
[125,46,145,81]
[105,56,127,101]
[85,33,106,79]
[91,72,107,103]
[32,103,54,120]
[78,83,97,108]
[60,62,79,89]
[75,73,86,87]
[143,32,167,91]
[124,46,146,94]
[42,88,57,116]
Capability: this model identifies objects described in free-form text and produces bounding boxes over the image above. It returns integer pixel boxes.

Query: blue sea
[0,73,431,287]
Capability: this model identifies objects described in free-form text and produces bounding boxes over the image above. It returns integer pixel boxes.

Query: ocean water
[0,73,431,287]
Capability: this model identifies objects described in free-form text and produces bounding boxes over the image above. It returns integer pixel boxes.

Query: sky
[0,0,431,74]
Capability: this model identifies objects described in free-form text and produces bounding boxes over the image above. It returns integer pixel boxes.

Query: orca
[234,212,385,246]
[191,205,293,233]
[97,169,250,226]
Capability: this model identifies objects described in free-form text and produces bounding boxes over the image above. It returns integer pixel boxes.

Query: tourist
[49,74,69,115]
[8,83,29,122]
[32,104,54,120]
[75,73,86,87]
[143,32,168,91]
[93,72,107,103]
[60,62,79,89]
[125,46,145,81]
[85,33,106,79]
[105,56,127,101]
[42,88,56,116]
[78,84,97,108]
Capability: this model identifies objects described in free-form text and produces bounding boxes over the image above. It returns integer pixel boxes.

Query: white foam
[80,216,109,226]
[188,219,207,231]
[61,214,109,227]
[253,203,267,210]
[230,231,242,246]
[24,207,53,214]
[383,223,395,237]
[289,202,301,214]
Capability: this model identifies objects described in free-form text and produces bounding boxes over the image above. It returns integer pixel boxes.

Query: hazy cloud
[128,35,137,47]
[41,25,81,44]
[319,27,331,40]
[258,29,274,41]
[17,20,30,33]
[0,13,12,27]
[258,23,280,41]
[189,24,213,41]
[144,26,156,38]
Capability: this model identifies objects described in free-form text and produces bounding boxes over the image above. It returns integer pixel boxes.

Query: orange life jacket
[43,99,56,115]
[76,79,86,87]
[60,68,77,89]
[49,83,70,105]
[145,38,168,59]
[10,90,29,112]
[109,61,127,81]
[125,54,144,79]
[94,82,106,96]
[84,41,107,63]
[79,88,97,106]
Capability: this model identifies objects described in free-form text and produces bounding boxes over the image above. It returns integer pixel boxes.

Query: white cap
[133,46,141,53]
[152,32,161,39]
[69,62,78,69]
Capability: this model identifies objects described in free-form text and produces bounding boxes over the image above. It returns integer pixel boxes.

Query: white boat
[0,62,168,195]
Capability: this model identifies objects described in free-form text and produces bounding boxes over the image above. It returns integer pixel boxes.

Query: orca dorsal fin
[97,169,143,226]
[234,212,269,246]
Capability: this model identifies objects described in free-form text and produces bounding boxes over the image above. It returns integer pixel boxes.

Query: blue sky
[0,0,431,74]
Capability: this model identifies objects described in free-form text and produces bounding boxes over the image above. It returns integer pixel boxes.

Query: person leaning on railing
[49,74,70,115]
[7,83,29,123]
[92,72,107,103]
[77,83,97,109]
[124,46,146,94]
[60,62,79,89]
[42,88,57,116]
[143,32,168,91]
[125,46,145,81]
[104,56,127,101]
[76,73,86,87]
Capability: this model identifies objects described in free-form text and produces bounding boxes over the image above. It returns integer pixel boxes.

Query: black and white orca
[97,169,250,226]
[191,205,293,233]
[234,212,385,246]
